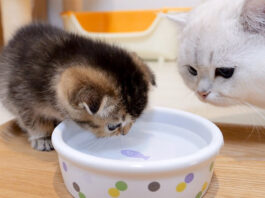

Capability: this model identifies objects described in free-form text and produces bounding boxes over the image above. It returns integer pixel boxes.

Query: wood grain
[1,0,32,44]
[205,124,265,198]
[32,0,47,21]
[63,0,83,12]
[0,120,264,198]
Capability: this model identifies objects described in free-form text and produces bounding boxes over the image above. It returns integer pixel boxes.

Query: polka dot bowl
[52,107,223,198]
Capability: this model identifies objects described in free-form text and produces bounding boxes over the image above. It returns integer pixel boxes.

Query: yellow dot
[202,182,208,191]
[176,182,187,192]
[108,188,120,197]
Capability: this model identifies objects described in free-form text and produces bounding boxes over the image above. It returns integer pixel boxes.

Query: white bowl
[52,107,223,198]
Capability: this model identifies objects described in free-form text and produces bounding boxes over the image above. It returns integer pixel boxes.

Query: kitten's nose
[197,90,211,99]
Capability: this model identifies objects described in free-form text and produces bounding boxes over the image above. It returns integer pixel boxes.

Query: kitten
[0,23,155,151]
[170,0,265,107]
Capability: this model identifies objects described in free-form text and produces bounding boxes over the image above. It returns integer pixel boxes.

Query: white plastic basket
[61,8,190,61]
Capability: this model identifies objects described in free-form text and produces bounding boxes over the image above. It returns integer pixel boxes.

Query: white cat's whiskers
[240,102,265,139]
[243,102,265,123]
[231,81,265,138]
[234,101,260,140]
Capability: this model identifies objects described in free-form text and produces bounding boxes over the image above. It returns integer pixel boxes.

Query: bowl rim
[52,107,224,174]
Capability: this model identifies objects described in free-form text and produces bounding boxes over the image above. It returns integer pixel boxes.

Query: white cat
[170,0,265,108]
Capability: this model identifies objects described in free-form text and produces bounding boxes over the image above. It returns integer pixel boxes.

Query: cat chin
[199,96,237,107]
[207,100,236,107]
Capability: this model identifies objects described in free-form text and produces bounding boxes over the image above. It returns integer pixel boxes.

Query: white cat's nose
[197,91,211,99]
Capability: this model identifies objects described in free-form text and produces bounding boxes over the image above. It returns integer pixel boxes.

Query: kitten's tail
[0,119,24,141]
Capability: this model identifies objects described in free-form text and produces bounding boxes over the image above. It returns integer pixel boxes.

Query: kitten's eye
[187,65,197,76]
[108,123,121,131]
[215,67,235,79]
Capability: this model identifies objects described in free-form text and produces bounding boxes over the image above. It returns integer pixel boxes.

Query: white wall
[47,0,63,28]
[83,0,201,11]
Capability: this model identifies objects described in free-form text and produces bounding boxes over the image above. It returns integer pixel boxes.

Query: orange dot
[108,188,120,197]
[202,182,208,191]
[176,182,187,192]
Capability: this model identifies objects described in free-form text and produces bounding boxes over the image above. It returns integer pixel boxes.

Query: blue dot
[185,173,194,183]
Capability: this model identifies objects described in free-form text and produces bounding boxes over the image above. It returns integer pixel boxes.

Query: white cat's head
[171,0,265,107]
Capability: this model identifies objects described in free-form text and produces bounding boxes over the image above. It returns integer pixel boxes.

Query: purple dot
[62,162,67,172]
[185,173,194,183]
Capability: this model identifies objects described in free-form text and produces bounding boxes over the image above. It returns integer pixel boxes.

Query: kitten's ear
[145,66,156,86]
[130,52,156,86]
[71,86,107,115]
[241,0,265,34]
[162,12,188,29]
[59,66,115,117]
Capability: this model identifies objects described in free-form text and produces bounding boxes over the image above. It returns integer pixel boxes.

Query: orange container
[62,8,191,60]
[62,8,190,33]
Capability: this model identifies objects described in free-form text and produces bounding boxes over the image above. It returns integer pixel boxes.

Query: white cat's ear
[162,13,188,29]
[241,0,265,34]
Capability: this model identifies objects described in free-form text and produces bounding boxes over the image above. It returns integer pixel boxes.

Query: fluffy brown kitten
[0,23,155,151]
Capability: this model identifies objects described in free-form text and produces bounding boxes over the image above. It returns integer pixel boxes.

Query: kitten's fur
[171,0,265,107]
[0,24,155,151]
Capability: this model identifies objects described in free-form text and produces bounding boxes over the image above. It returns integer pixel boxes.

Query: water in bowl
[65,120,207,162]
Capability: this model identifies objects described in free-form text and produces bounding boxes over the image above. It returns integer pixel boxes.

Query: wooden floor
[0,120,264,198]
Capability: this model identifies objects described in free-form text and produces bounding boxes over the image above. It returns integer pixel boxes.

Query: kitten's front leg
[30,136,54,152]
[17,115,56,151]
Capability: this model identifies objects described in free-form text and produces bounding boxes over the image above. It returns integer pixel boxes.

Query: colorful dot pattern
[108,188,120,197]
[194,161,214,197]
[185,173,194,183]
[148,181,160,192]
[108,181,128,197]
[72,182,86,198]
[78,192,86,198]
[196,191,202,198]
[61,160,215,197]
[176,182,187,192]
[202,182,208,192]
[62,162,67,172]
[73,182,80,192]
[176,173,194,193]
[210,161,214,172]
[115,181,128,191]
[195,180,209,198]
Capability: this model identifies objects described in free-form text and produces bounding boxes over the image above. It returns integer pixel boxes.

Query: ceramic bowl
[52,107,223,198]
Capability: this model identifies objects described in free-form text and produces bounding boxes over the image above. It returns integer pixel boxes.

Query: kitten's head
[56,53,155,137]
[170,0,265,107]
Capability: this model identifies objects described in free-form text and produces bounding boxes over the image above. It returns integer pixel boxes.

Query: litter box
[61,8,191,61]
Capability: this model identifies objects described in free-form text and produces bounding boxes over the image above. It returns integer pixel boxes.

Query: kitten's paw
[31,137,54,151]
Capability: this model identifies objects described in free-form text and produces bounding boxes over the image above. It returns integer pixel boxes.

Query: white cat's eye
[215,67,235,79]
[108,123,121,131]
[187,65,197,76]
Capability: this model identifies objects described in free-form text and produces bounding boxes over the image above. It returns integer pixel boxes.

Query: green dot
[210,162,214,172]
[79,192,86,198]
[195,191,202,198]
[115,181,128,191]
